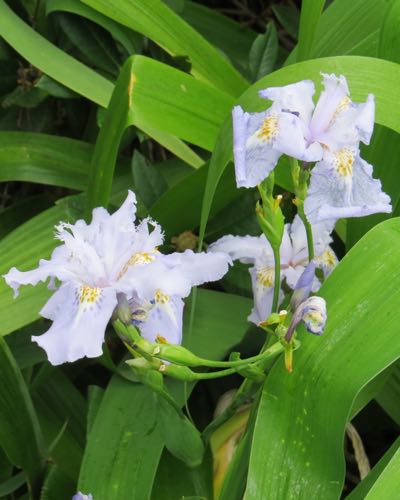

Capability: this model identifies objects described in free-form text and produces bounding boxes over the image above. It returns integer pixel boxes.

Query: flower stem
[272,244,281,313]
[298,203,314,261]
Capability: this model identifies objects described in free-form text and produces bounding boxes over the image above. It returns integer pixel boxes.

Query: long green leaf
[87,54,233,211]
[0,0,112,104]
[0,3,206,167]
[199,56,400,243]
[297,0,325,62]
[0,337,44,494]
[346,438,400,500]
[246,218,400,499]
[287,0,388,63]
[78,288,252,499]
[79,0,247,96]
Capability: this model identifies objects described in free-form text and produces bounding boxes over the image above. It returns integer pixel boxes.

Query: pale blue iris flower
[233,73,391,222]
[72,493,93,500]
[3,191,231,365]
[209,216,336,324]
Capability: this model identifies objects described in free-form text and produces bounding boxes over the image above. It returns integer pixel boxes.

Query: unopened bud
[171,230,198,251]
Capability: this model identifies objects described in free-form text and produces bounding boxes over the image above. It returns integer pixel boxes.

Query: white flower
[208,216,336,324]
[72,493,93,500]
[4,191,231,365]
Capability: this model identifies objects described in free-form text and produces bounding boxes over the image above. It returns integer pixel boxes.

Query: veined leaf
[86,54,233,211]
[79,0,248,96]
[296,0,325,61]
[246,218,400,499]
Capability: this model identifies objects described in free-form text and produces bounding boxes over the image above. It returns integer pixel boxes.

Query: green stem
[298,204,314,261]
[198,341,284,369]
[271,244,281,313]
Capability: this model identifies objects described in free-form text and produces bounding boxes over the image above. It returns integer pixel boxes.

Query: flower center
[256,267,274,287]
[334,148,354,177]
[78,285,101,304]
[155,289,170,304]
[317,249,337,268]
[257,115,278,143]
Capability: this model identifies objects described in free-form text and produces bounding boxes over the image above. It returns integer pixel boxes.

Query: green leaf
[375,362,400,425]
[0,132,91,189]
[182,1,255,73]
[0,0,113,104]
[246,218,400,499]
[297,0,325,61]
[79,0,248,96]
[248,22,278,82]
[0,471,27,497]
[378,0,400,63]
[78,288,251,499]
[199,56,400,244]
[46,0,141,54]
[0,336,44,493]
[346,438,400,500]
[157,397,204,468]
[132,151,168,209]
[272,3,299,39]
[151,449,212,500]
[362,444,400,499]
[286,0,388,63]
[86,54,233,212]
[40,465,75,500]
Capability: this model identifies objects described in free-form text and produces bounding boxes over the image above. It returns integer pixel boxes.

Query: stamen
[256,267,274,287]
[155,290,170,304]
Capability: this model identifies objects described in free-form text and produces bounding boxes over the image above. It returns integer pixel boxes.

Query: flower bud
[290,261,316,310]
[159,363,198,381]
[301,296,327,335]
[155,343,204,366]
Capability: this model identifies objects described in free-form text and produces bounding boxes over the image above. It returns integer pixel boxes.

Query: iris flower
[233,73,391,221]
[208,216,336,324]
[4,191,231,365]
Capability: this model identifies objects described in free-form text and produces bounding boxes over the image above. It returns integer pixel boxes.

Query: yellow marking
[334,148,354,176]
[155,290,170,304]
[257,115,278,143]
[79,285,101,304]
[156,334,168,344]
[118,251,156,278]
[318,249,337,268]
[256,267,274,287]
[335,96,350,116]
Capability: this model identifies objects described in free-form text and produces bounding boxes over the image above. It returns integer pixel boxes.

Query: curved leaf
[246,218,400,499]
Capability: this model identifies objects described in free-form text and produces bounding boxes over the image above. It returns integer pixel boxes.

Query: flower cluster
[233,73,391,224]
[4,191,231,365]
[209,216,336,324]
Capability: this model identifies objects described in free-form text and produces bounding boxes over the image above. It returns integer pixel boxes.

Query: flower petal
[33,283,117,365]
[259,79,315,124]
[208,234,270,264]
[232,106,282,188]
[136,295,184,345]
[248,266,282,324]
[304,153,392,223]
[309,73,349,141]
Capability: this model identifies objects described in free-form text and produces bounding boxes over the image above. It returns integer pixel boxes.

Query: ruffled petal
[233,106,281,188]
[304,153,392,223]
[136,295,184,345]
[208,234,269,264]
[161,250,232,291]
[259,79,315,124]
[321,94,375,151]
[32,283,117,365]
